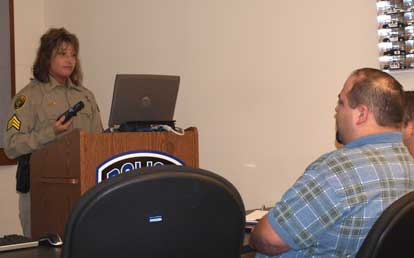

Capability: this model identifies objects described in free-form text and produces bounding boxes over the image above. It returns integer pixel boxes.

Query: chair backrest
[355,191,414,258]
[61,166,246,258]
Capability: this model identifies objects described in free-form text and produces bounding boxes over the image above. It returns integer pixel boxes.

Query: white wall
[392,71,414,90]
[3,0,414,235]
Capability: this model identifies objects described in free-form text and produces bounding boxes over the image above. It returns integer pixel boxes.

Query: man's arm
[249,214,290,256]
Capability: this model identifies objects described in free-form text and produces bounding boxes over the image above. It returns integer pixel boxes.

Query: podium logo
[96,150,185,183]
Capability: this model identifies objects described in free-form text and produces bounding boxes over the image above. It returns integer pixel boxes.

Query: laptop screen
[108,74,180,127]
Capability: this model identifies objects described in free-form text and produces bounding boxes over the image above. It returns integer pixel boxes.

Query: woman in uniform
[3,27,103,236]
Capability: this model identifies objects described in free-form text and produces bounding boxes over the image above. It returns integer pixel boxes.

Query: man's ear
[355,105,369,125]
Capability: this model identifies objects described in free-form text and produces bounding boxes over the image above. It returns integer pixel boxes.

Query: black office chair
[355,191,414,258]
[60,166,246,258]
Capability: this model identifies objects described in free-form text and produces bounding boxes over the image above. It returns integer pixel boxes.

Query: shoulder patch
[7,114,21,131]
[14,95,27,110]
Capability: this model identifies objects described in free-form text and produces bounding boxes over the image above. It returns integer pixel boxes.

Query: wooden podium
[30,127,198,239]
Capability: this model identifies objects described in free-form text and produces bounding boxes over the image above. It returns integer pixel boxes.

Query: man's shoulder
[306,146,370,172]
[306,142,412,173]
[306,150,339,171]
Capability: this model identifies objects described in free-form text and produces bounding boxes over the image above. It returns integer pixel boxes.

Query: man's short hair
[347,68,404,129]
[403,91,414,126]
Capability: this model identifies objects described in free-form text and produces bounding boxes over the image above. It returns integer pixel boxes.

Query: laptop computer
[108,74,180,128]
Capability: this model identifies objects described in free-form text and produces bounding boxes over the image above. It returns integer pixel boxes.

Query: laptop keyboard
[0,234,38,252]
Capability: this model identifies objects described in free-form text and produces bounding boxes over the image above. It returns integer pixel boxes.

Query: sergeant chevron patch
[7,114,21,131]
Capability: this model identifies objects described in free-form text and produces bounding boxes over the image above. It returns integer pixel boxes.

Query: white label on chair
[96,150,185,183]
[149,215,163,223]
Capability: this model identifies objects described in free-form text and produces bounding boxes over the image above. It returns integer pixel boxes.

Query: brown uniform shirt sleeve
[3,91,56,159]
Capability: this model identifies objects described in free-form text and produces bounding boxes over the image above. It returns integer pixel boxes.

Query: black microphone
[57,101,85,124]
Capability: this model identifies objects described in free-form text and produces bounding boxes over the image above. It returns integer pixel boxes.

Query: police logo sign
[96,150,185,183]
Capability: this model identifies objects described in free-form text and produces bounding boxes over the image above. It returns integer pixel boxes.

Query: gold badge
[7,114,21,131]
[14,95,26,110]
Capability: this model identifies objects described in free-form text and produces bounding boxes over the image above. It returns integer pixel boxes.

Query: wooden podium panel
[30,127,198,238]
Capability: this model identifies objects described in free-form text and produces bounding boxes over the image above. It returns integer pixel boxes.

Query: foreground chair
[61,165,246,258]
[355,191,414,258]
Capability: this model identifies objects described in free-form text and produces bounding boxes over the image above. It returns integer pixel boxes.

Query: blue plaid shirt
[256,132,414,258]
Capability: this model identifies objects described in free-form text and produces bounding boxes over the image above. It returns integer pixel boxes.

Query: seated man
[250,68,414,258]
[402,91,414,157]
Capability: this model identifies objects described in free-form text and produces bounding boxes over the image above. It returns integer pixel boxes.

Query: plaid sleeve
[268,168,342,249]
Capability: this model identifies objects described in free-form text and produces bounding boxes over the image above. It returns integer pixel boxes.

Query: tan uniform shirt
[3,77,103,159]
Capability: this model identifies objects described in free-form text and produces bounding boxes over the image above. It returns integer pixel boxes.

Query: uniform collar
[44,76,81,92]
[344,132,402,149]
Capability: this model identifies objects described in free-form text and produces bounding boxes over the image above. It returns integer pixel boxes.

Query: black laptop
[108,74,180,129]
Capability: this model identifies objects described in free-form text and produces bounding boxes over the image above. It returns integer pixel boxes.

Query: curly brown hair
[347,68,404,129]
[32,27,82,85]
